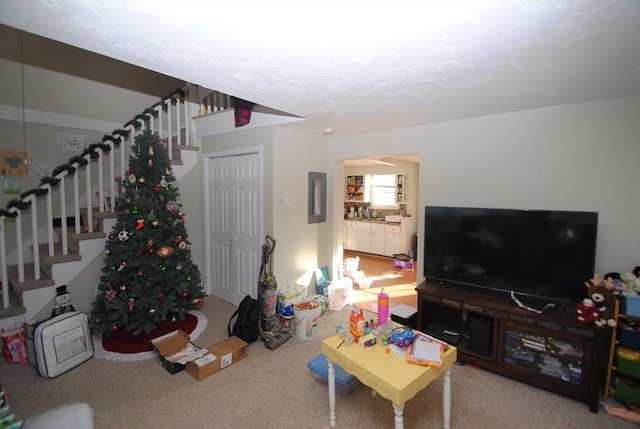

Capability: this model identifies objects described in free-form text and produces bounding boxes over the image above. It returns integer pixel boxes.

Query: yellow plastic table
[322,334,457,429]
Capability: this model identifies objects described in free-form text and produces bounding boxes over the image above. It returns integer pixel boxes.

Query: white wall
[328,96,640,278]
[272,127,328,294]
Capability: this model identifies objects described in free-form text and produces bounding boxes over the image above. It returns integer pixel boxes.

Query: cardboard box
[185,336,248,381]
[151,329,208,374]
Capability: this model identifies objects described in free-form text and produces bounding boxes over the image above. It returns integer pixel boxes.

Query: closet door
[205,152,261,306]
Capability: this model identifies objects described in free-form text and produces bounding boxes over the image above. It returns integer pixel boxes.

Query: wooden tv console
[416,281,607,412]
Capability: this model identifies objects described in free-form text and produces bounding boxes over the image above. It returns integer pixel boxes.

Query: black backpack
[227,295,260,343]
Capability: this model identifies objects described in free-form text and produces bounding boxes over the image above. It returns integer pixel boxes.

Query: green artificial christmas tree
[91,128,204,336]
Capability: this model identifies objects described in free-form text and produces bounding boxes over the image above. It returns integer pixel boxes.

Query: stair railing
[0,88,198,310]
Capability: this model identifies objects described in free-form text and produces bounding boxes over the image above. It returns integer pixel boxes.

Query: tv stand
[417,281,606,412]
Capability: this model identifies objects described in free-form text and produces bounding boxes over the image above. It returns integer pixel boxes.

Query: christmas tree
[90,128,204,336]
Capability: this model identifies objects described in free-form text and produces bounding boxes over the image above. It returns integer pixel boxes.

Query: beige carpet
[0,295,635,429]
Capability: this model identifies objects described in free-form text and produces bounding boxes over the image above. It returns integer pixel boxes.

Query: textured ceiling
[1,0,639,137]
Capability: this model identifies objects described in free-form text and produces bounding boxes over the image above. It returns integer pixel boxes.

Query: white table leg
[327,358,336,427]
[443,367,452,429]
[392,402,405,429]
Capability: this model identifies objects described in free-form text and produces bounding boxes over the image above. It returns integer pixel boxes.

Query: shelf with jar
[345,175,370,202]
[396,174,406,204]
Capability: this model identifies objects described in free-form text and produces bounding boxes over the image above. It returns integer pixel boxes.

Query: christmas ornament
[148,145,154,156]
[149,308,156,314]
[182,291,189,298]
[138,176,146,184]
[179,241,187,250]
[166,200,179,212]
[176,264,183,271]
[128,173,137,183]
[131,206,139,215]
[118,229,129,241]
[157,246,174,257]
[186,274,192,282]
[108,232,116,240]
[148,247,156,254]
[160,176,168,188]
[117,261,127,272]
[136,219,145,230]
[148,159,154,168]
[156,291,165,301]
[160,265,167,273]
[120,284,127,291]
[105,287,117,301]
[128,298,135,311]
[137,270,144,278]
[171,315,177,323]
[111,324,119,332]
[154,185,161,192]
[147,239,154,247]
[148,210,157,221]
[152,219,159,226]
[174,236,182,245]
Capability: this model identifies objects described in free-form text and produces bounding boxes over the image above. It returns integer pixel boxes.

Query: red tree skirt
[101,314,198,354]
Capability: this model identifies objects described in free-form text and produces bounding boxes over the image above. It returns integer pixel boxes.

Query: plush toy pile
[577,266,640,327]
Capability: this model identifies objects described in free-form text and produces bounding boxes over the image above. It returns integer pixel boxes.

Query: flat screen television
[423,206,598,306]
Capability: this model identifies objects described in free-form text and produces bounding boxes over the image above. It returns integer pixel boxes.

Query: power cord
[510,291,555,314]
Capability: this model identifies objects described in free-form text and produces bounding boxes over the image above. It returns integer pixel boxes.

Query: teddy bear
[578,278,617,328]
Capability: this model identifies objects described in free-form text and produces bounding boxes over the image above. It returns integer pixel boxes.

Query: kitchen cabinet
[354,222,386,255]
[356,222,372,252]
[345,175,370,202]
[344,220,358,250]
[386,224,402,256]
[370,223,386,255]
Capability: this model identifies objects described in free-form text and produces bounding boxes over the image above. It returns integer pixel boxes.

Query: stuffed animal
[579,279,617,327]
[576,298,600,324]
[621,271,640,294]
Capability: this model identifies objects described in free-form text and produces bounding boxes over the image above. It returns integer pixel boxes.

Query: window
[370,174,398,208]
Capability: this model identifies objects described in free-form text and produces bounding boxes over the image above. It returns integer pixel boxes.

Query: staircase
[0,87,225,327]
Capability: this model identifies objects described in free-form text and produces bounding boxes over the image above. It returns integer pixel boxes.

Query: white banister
[166,99,173,161]
[108,143,115,212]
[176,97,182,146]
[73,167,81,234]
[1,219,8,308]
[85,158,93,233]
[58,172,69,255]
[45,185,54,256]
[13,209,24,283]
[97,148,104,213]
[28,196,41,275]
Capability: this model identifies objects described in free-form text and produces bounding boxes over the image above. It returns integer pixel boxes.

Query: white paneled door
[204,151,262,307]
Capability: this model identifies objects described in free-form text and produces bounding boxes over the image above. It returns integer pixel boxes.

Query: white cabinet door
[344,221,358,250]
[371,223,387,255]
[356,222,372,253]
[386,224,402,256]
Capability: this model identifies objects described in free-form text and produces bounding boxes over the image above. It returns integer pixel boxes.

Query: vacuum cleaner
[257,235,291,350]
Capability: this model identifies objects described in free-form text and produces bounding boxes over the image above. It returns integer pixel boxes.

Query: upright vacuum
[257,235,291,350]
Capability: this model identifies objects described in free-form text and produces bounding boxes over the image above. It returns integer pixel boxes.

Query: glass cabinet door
[502,323,585,386]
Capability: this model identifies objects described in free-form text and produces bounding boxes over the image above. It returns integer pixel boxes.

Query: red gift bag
[1,326,28,365]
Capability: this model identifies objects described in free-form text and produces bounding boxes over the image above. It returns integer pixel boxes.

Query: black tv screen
[423,206,598,305]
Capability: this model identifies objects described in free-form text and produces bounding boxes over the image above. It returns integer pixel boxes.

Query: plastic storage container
[621,295,640,317]
[308,354,361,396]
[617,347,640,378]
[614,377,640,406]
[619,323,640,350]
